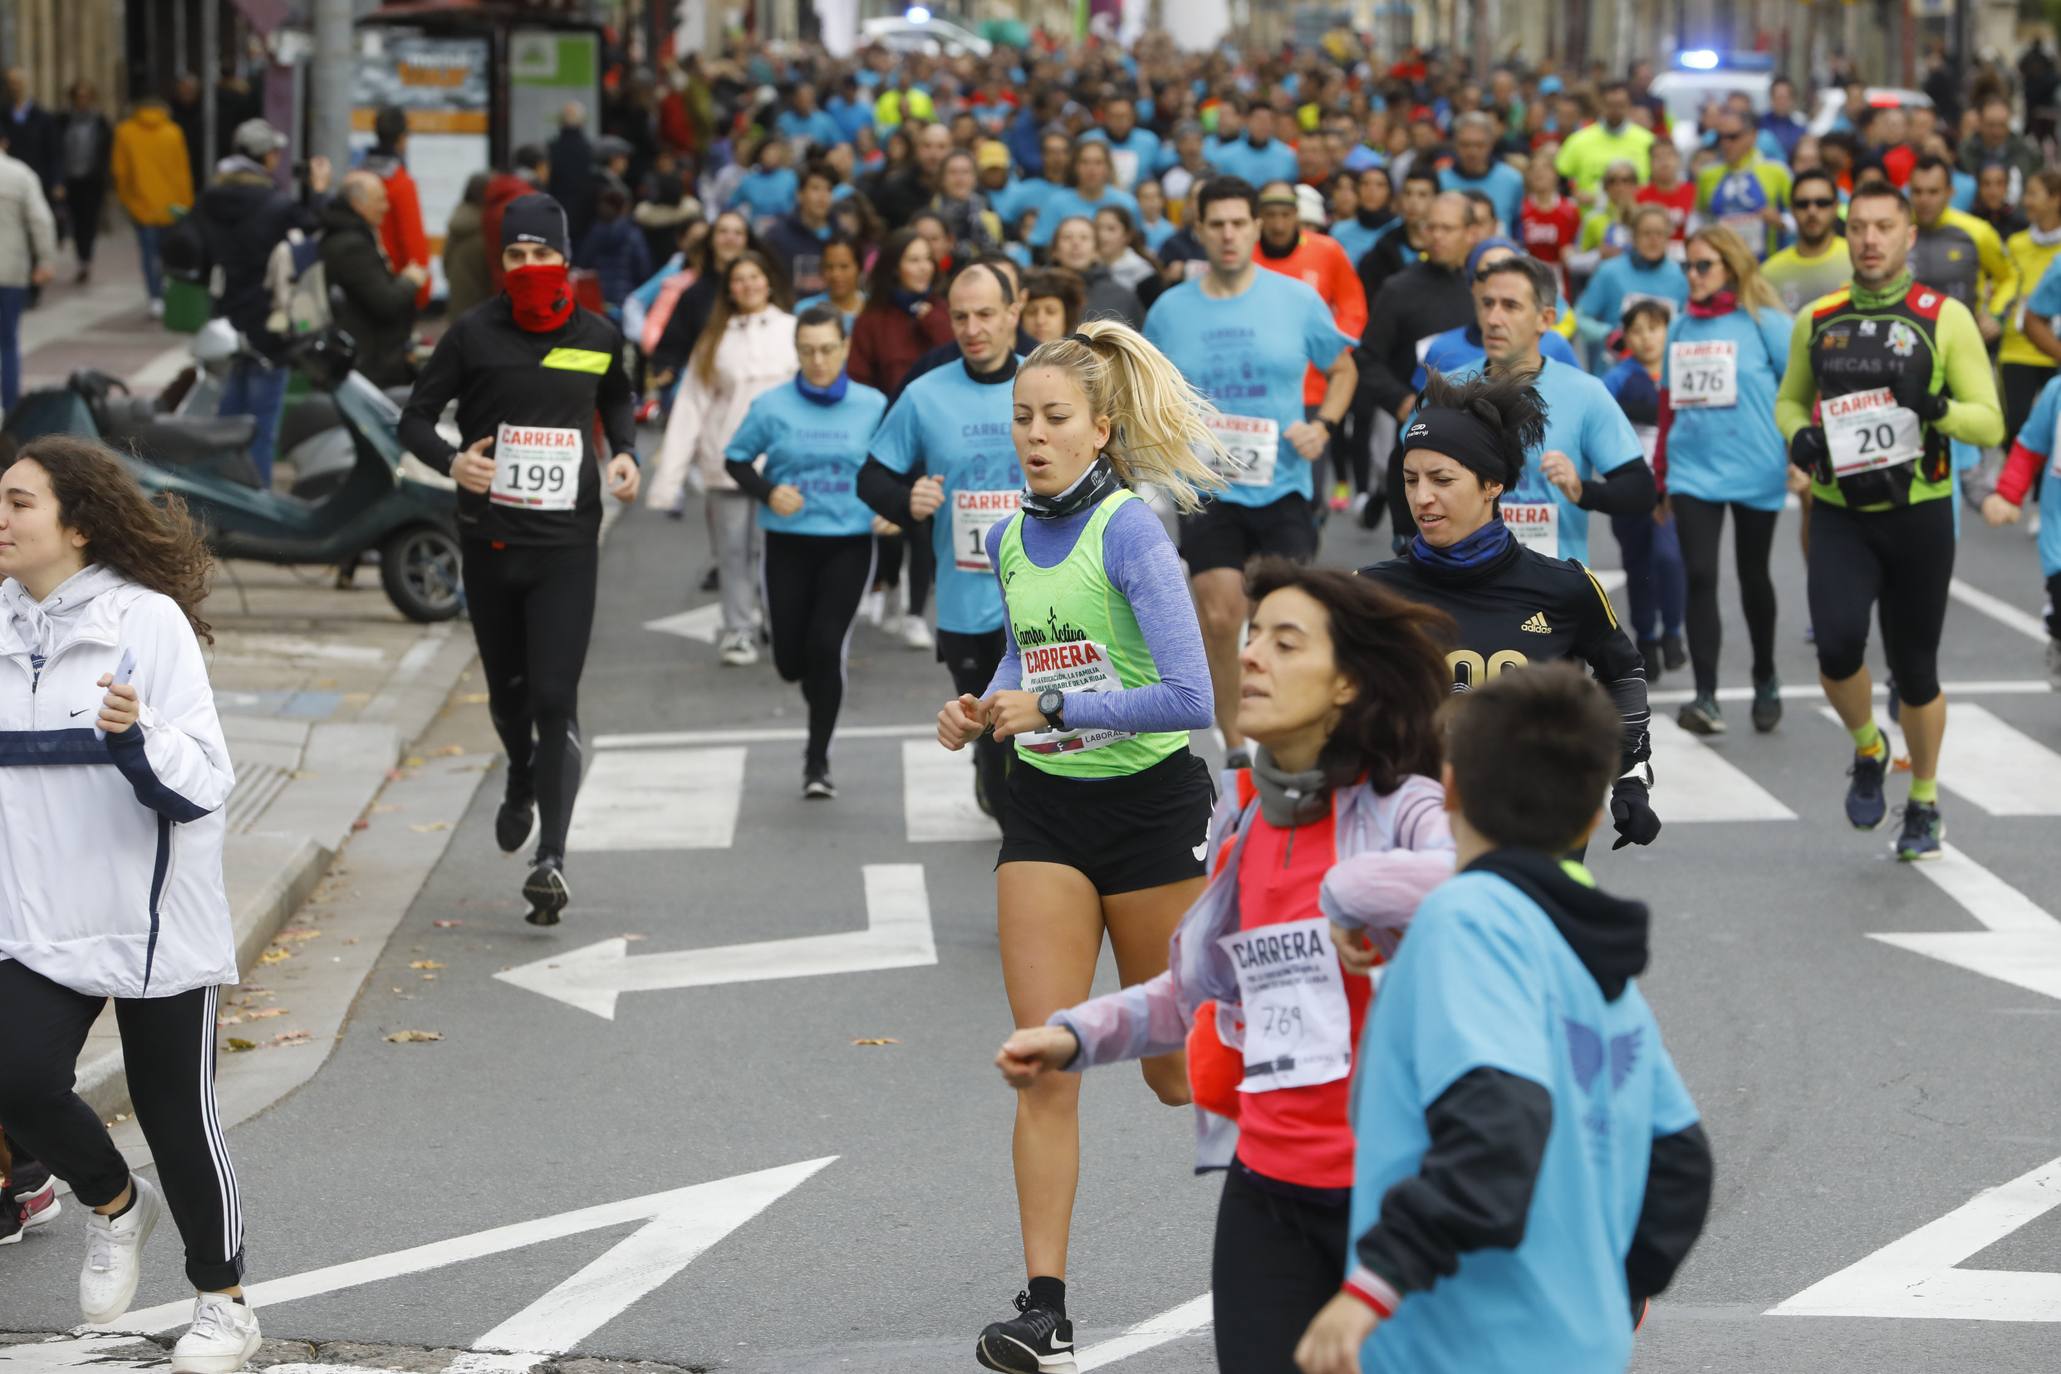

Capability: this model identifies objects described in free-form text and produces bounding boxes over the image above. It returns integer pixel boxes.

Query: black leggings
[463,540,598,862]
[2048,571,2061,640]
[937,627,1010,829]
[870,526,934,616]
[1671,495,1780,696]
[1211,1165,1351,1374]
[0,960,244,1291]
[1806,497,1955,707]
[762,531,875,772]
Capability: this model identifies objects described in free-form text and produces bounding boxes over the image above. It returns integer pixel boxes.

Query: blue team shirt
[1329,216,1398,269]
[1412,322,1578,391]
[724,378,888,538]
[1440,162,1526,233]
[1206,137,1300,187]
[1350,867,1701,1374]
[1081,127,1163,190]
[826,97,874,141]
[1509,357,1645,565]
[2028,256,2061,321]
[729,167,799,220]
[1144,272,1355,507]
[1027,185,1141,248]
[2009,373,2061,578]
[995,177,1068,232]
[1659,305,1792,511]
[1141,218,1177,254]
[1576,255,1690,340]
[774,109,846,149]
[867,360,1025,634]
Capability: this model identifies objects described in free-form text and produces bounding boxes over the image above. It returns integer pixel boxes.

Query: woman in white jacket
[0,436,258,1374]
[647,251,797,665]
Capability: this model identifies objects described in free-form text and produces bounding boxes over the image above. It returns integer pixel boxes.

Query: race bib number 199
[490,423,582,510]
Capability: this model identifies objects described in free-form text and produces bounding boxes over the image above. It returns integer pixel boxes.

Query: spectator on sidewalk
[0,125,57,410]
[483,142,549,295]
[167,74,205,191]
[361,105,430,311]
[577,183,650,312]
[111,93,192,318]
[319,171,425,389]
[550,103,598,245]
[443,172,491,320]
[5,70,59,231]
[58,80,111,284]
[195,119,330,486]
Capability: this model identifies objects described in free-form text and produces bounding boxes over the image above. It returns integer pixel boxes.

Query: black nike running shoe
[977,1291,1076,1374]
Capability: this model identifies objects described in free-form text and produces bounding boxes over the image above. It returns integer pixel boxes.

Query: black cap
[501,193,571,257]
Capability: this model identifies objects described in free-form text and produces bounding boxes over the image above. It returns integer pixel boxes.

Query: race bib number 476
[1669,340,1738,409]
[491,423,582,510]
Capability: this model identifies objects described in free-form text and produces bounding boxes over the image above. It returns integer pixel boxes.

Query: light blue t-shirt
[1141,217,1177,254]
[1330,216,1399,269]
[1144,271,1355,507]
[1206,137,1300,187]
[1575,255,1690,350]
[1441,162,1525,234]
[995,176,1068,233]
[1510,357,1645,565]
[2008,372,2061,578]
[774,109,846,149]
[729,167,799,220]
[867,359,1025,634]
[2027,255,2061,321]
[1412,323,1579,392]
[792,291,863,333]
[1028,185,1141,248]
[1081,127,1163,191]
[1659,305,1792,511]
[725,378,888,538]
[1350,866,1700,1374]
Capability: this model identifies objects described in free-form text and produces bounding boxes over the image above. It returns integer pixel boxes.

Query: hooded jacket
[0,566,236,999]
[111,104,194,226]
[318,197,419,388]
[196,157,320,360]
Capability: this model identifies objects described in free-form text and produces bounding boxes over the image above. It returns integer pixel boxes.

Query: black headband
[1398,406,1512,486]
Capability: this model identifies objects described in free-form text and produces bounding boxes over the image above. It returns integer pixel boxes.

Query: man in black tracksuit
[398,194,640,925]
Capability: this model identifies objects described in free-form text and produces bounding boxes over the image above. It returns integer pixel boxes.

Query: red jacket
[365,151,430,309]
[1256,231,1365,407]
[846,299,953,400]
[481,172,539,294]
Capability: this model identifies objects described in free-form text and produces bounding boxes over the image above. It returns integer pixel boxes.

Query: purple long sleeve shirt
[981,493,1215,734]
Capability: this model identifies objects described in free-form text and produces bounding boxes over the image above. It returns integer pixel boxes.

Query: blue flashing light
[1678,49,1720,70]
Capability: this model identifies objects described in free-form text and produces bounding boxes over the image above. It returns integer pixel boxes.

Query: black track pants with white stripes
[0,959,245,1290]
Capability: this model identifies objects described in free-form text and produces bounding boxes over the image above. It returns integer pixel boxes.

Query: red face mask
[506,263,573,332]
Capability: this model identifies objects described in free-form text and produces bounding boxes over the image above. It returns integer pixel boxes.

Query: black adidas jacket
[1361,537,1651,771]
[399,296,636,548]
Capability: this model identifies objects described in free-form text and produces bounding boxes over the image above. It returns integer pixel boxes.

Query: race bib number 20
[1824,388,1923,479]
[490,423,582,510]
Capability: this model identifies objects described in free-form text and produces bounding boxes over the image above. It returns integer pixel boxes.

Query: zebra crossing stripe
[902,740,1000,843]
[566,747,748,851]
[1646,715,1796,822]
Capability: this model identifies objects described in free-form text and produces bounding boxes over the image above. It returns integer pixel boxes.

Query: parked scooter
[151,319,359,501]
[2,330,463,623]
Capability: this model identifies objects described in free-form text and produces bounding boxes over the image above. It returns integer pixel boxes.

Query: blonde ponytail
[1021,319,1228,512]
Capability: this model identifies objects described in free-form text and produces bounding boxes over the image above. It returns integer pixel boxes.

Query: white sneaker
[79,1175,161,1324]
[859,588,885,627]
[2028,510,2042,539]
[900,613,934,651]
[148,298,165,320]
[719,632,758,667]
[169,1292,262,1374]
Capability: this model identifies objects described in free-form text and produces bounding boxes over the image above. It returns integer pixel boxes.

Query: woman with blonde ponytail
[939,318,1220,1373]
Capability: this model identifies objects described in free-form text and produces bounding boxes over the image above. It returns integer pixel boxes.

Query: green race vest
[997,488,1185,778]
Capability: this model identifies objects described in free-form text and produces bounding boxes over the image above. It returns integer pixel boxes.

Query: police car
[1649,51,1775,158]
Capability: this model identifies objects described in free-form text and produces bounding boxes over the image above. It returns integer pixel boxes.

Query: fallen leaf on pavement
[384,1030,443,1044]
[275,927,322,942]
[456,692,490,704]
[431,744,465,757]
[409,821,451,833]
[351,818,370,831]
[433,919,464,929]
[270,1030,312,1047]
[257,948,293,965]
[218,1014,245,1027]
[225,1037,257,1053]
[245,1007,287,1020]
[409,959,444,970]
[851,1037,901,1047]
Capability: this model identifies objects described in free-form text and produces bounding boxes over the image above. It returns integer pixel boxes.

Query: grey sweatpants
[705,489,763,635]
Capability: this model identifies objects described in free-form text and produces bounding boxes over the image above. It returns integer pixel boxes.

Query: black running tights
[462,540,597,862]
[1807,497,1956,706]
[1670,495,1780,697]
[1211,1166,1350,1374]
[0,960,245,1291]
[763,531,875,773]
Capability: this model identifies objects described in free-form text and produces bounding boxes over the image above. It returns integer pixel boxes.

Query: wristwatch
[1320,415,1343,441]
[1037,689,1067,731]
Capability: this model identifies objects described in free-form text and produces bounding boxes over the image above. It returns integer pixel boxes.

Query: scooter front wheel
[379,525,464,623]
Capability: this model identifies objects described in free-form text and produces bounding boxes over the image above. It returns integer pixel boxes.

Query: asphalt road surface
[6,482,2061,1374]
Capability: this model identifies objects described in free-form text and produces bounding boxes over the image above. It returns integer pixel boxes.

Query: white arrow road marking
[1771,1153,2061,1320]
[566,746,746,851]
[494,863,936,1018]
[1645,715,1795,822]
[1076,1293,1214,1369]
[95,1158,837,1337]
[644,604,726,645]
[903,739,999,842]
[1870,843,2061,1002]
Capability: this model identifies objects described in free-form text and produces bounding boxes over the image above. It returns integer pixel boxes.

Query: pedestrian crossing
[569,693,2058,851]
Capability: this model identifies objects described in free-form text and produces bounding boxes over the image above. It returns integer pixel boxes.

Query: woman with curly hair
[0,435,259,1372]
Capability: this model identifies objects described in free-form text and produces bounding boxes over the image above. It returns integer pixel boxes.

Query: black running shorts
[1177,491,1319,575]
[997,749,1215,894]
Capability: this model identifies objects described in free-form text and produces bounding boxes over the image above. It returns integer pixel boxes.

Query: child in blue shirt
[1297,664,1713,1374]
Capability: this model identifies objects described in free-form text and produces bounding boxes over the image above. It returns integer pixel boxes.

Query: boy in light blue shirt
[1298,665,1712,1374]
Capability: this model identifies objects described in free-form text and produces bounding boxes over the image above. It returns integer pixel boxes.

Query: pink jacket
[647,306,797,505]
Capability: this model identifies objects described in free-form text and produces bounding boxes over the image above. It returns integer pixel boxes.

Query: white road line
[1646,714,1795,821]
[1869,843,2061,1004]
[903,739,998,842]
[1814,705,2061,817]
[1648,678,2053,706]
[595,723,933,749]
[1950,578,2050,644]
[566,746,745,851]
[1076,1293,1214,1370]
[1771,1153,2061,1321]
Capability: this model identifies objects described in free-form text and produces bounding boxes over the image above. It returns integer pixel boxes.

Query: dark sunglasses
[1793,196,1838,209]
[1720,129,1751,141]
[1685,257,1725,274]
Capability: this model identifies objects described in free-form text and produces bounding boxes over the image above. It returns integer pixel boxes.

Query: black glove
[1610,776,1662,850]
[1788,425,1831,482]
[1889,367,1951,423]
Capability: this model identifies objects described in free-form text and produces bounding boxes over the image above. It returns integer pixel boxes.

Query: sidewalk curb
[79,626,477,1124]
